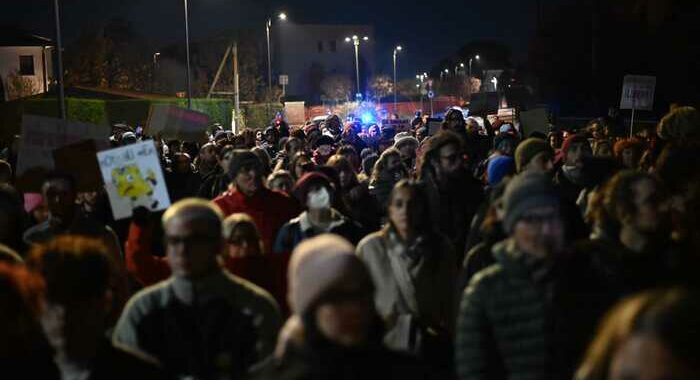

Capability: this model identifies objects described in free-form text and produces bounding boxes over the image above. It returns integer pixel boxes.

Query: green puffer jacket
[455,239,602,380]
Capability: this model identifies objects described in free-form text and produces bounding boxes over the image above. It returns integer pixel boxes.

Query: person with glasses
[417,131,484,262]
[114,199,281,379]
[456,172,601,380]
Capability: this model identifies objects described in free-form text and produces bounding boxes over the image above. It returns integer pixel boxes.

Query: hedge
[239,103,284,131]
[0,97,232,144]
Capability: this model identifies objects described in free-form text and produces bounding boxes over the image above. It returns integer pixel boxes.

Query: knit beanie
[515,137,553,173]
[287,234,374,316]
[227,149,262,179]
[503,172,560,234]
[487,156,515,186]
[393,133,419,149]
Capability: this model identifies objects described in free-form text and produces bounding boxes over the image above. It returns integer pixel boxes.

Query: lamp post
[345,35,369,100]
[152,52,160,93]
[265,12,287,121]
[53,0,66,119]
[392,45,402,112]
[182,0,193,108]
[469,54,480,78]
[266,12,287,98]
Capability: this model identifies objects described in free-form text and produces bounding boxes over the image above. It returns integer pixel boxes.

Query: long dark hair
[383,179,437,241]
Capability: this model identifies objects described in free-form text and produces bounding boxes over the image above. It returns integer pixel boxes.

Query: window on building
[329,40,337,52]
[19,55,35,76]
[317,41,324,53]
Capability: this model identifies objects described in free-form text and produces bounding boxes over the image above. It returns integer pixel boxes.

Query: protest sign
[16,115,110,191]
[620,75,656,111]
[146,104,210,142]
[519,108,549,136]
[97,140,170,220]
[53,140,103,192]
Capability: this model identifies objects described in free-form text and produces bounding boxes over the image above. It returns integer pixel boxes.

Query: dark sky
[3,0,550,79]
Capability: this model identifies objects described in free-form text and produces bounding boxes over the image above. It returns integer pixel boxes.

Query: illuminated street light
[345,34,370,99]
[469,54,481,77]
[393,45,402,110]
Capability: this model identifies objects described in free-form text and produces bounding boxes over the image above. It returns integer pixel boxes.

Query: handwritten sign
[620,75,656,111]
[146,104,210,142]
[97,140,170,220]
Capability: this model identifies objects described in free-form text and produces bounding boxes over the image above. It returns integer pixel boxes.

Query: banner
[97,140,171,220]
[16,115,110,191]
[146,104,210,142]
[620,75,656,111]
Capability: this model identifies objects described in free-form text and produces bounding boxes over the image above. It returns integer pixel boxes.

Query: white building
[0,29,54,102]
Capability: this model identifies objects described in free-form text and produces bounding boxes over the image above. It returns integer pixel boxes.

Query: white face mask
[307,187,331,210]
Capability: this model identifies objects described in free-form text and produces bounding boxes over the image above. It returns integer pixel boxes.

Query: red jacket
[125,223,290,313]
[213,187,300,254]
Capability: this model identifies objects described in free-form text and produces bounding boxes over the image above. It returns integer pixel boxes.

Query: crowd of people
[0,104,700,380]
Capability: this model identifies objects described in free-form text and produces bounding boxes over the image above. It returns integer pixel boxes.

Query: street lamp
[183,0,192,108]
[345,35,369,100]
[266,12,288,98]
[393,45,402,111]
[53,0,66,119]
[469,54,480,78]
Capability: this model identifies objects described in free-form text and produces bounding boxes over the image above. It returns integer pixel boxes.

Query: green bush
[107,98,232,127]
[240,103,283,130]
[0,97,232,144]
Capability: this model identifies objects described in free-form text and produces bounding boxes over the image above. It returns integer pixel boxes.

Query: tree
[369,75,393,100]
[321,75,352,103]
[64,18,149,91]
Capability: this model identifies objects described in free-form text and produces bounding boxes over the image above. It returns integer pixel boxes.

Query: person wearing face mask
[356,180,457,376]
[273,172,364,255]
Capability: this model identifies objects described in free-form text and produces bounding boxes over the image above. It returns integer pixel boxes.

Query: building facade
[0,29,54,102]
[273,24,375,103]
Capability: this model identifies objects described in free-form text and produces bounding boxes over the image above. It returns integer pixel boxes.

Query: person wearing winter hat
[487,155,516,187]
[457,171,600,380]
[554,134,592,204]
[515,137,555,173]
[273,172,363,254]
[213,150,299,254]
[249,234,428,380]
[393,133,419,173]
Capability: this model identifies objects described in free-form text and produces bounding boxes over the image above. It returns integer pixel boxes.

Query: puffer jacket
[456,240,604,380]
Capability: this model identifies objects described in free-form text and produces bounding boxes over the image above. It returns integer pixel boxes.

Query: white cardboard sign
[620,75,656,111]
[97,140,171,220]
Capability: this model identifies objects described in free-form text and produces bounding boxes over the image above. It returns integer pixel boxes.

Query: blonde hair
[222,213,264,254]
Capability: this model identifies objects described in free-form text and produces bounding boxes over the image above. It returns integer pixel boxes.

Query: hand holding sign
[97,141,170,220]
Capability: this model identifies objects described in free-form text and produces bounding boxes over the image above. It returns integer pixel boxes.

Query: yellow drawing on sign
[111,165,159,208]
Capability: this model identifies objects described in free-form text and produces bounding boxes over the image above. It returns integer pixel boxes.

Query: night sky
[2,0,562,79]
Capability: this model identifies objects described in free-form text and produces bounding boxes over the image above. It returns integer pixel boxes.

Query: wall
[0,46,52,101]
